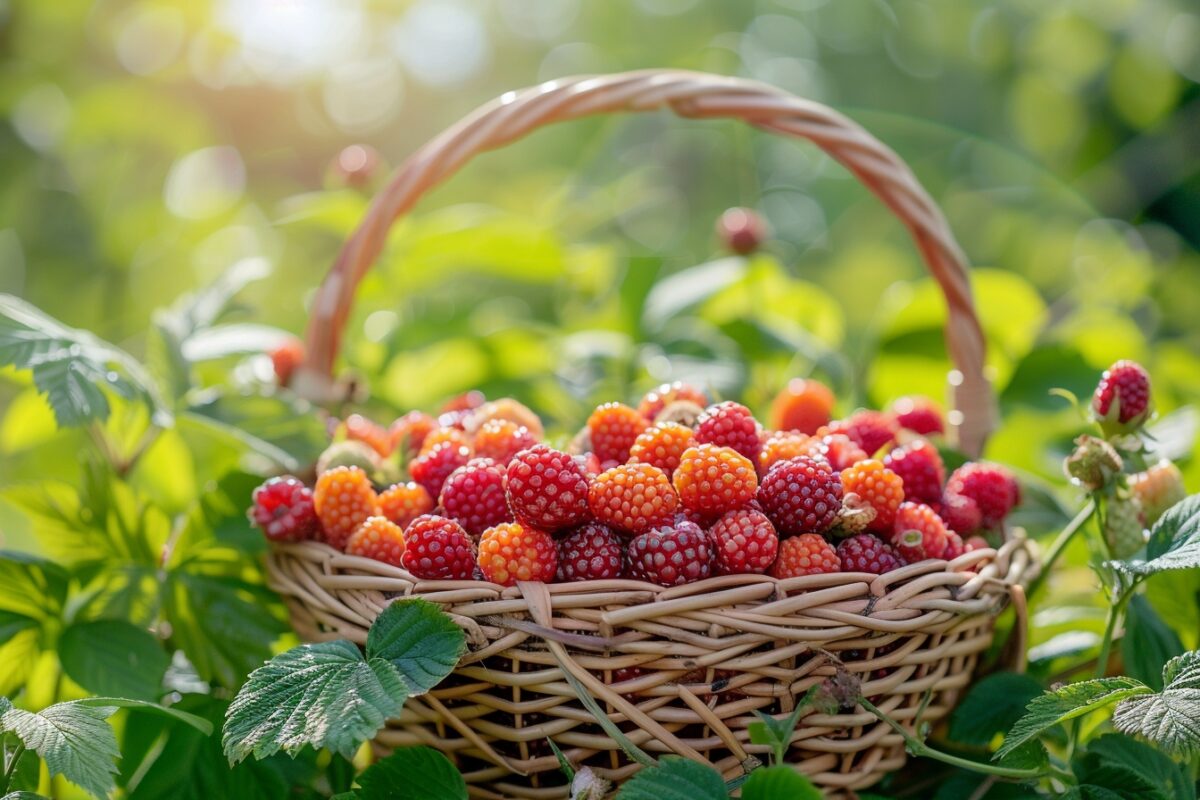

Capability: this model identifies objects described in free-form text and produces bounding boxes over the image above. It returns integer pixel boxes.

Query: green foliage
[57,620,169,702]
[615,756,728,800]
[995,678,1151,760]
[950,672,1046,748]
[355,747,467,800]
[1122,595,1185,691]
[1072,735,1194,800]
[747,685,825,765]
[740,766,822,800]
[1108,495,1200,580]
[1111,651,1200,756]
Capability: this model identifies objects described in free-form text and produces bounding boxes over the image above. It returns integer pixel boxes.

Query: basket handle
[298,69,994,456]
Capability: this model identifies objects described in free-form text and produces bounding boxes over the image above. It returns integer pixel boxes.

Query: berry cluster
[250,381,1024,588]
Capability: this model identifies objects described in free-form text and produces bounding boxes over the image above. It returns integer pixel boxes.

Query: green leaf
[1108,494,1200,579]
[1,702,120,799]
[58,620,170,701]
[741,766,821,800]
[365,599,465,696]
[1122,595,1185,690]
[747,685,822,764]
[561,670,656,769]
[0,611,37,646]
[547,738,575,782]
[0,551,68,621]
[356,747,467,800]
[1112,650,1200,756]
[615,756,727,800]
[1073,734,1195,800]
[222,640,409,763]
[995,677,1152,760]
[2,793,51,799]
[1144,569,1200,650]
[950,672,1046,747]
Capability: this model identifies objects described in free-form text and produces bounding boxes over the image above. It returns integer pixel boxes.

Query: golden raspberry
[771,533,840,578]
[389,410,437,455]
[313,466,379,550]
[759,431,811,475]
[628,422,697,479]
[587,403,648,463]
[637,382,709,421]
[472,418,537,464]
[344,414,392,457]
[769,378,835,435]
[672,444,758,515]
[840,460,904,533]
[1130,460,1186,526]
[345,516,406,566]
[588,463,678,534]
[477,522,557,586]
[419,427,474,456]
[378,482,434,530]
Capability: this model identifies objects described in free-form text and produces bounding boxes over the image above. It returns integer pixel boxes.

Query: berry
[892,502,948,560]
[892,529,927,564]
[441,390,486,413]
[716,207,767,255]
[402,514,476,580]
[936,491,983,536]
[673,444,759,515]
[345,414,392,457]
[1064,435,1123,491]
[840,460,904,533]
[837,534,900,575]
[588,403,648,463]
[439,458,513,537]
[270,339,305,387]
[1092,360,1151,426]
[771,533,840,578]
[1104,495,1146,559]
[478,522,558,586]
[317,440,381,477]
[627,522,713,586]
[420,427,473,456]
[505,445,591,530]
[249,476,318,542]
[710,508,779,575]
[1130,460,1187,526]
[882,440,945,505]
[759,431,811,475]
[964,535,989,553]
[637,382,709,422]
[473,419,537,464]
[390,411,438,455]
[891,396,944,436]
[757,456,843,535]
[946,463,1018,529]
[695,401,762,464]
[410,442,472,500]
[828,411,899,457]
[378,482,434,530]
[628,422,696,478]
[588,463,678,535]
[943,531,965,559]
[557,523,624,582]
[464,398,545,439]
[804,433,868,471]
[770,378,835,435]
[345,516,406,566]
[313,466,379,550]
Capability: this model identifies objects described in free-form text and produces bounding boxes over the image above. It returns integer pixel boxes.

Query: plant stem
[861,699,1049,781]
[1092,593,1127,681]
[1027,501,1095,600]
[2,743,25,794]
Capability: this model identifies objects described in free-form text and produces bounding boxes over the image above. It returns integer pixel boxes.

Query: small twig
[967,775,999,800]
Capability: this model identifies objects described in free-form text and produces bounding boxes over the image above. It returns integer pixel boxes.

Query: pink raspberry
[882,440,945,505]
[695,401,763,465]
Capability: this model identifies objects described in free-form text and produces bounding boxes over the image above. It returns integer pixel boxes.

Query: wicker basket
[267,70,1040,799]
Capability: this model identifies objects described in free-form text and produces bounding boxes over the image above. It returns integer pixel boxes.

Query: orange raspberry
[628,422,696,479]
[672,444,758,515]
[1130,460,1186,526]
[637,382,709,422]
[759,431,811,475]
[472,418,537,464]
[378,482,434,530]
[440,391,486,413]
[588,463,678,534]
[345,414,391,457]
[345,516,406,566]
[390,410,438,455]
[771,533,840,578]
[420,427,473,456]
[313,466,379,550]
[588,402,648,463]
[841,460,905,533]
[769,378,835,435]
[477,522,558,586]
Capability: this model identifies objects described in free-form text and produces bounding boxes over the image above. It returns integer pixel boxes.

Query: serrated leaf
[995,677,1152,760]
[1123,595,1185,690]
[741,766,821,800]
[1073,734,1195,800]
[950,671,1046,747]
[58,620,170,702]
[1112,650,1200,756]
[355,746,467,800]
[223,640,409,763]
[365,599,465,696]
[615,756,727,800]
[1,702,120,799]
[1108,495,1200,579]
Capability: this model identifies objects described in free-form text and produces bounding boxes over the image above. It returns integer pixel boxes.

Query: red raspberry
[439,458,513,537]
[769,378,835,435]
[936,491,983,535]
[943,530,965,559]
[882,440,945,505]
[637,382,709,422]
[505,445,591,530]
[313,466,379,550]
[892,396,944,436]
[410,442,472,500]
[441,390,486,413]
[695,401,762,464]
[759,431,811,475]
[946,462,1018,528]
[378,482,434,530]
[1092,360,1151,426]
[840,460,904,533]
[757,456,843,535]
[478,522,558,586]
[628,422,696,478]
[345,516,406,566]
[587,403,648,463]
[716,207,768,255]
[771,533,840,578]
[964,535,990,553]
[627,521,713,586]
[892,502,948,560]
[828,410,899,457]
[710,508,779,575]
[402,514,476,580]
[390,411,437,455]
[804,433,868,471]
[557,523,624,582]
[345,414,392,457]
[269,339,305,387]
[588,463,678,535]
[472,419,537,464]
[673,444,759,515]
[249,476,318,542]
[676,508,717,529]
[420,427,473,456]
[892,529,926,563]
[576,452,602,479]
[837,534,900,575]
